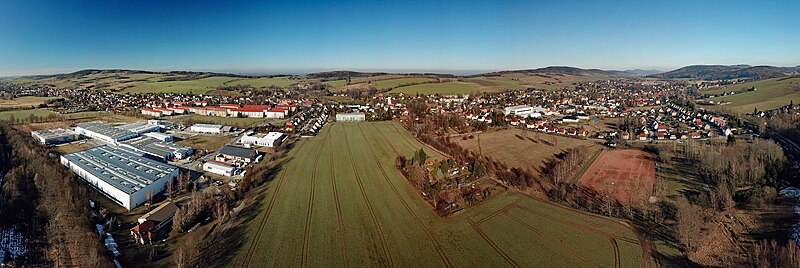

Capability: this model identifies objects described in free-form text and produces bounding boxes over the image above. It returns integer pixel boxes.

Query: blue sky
[0,0,798,76]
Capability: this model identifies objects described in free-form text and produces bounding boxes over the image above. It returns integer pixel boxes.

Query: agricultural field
[389,81,482,95]
[231,122,649,267]
[373,77,437,89]
[454,129,602,176]
[175,134,230,151]
[701,76,800,113]
[120,76,241,94]
[466,77,529,91]
[577,149,656,204]
[223,77,295,88]
[0,96,61,108]
[492,72,612,91]
[0,108,106,122]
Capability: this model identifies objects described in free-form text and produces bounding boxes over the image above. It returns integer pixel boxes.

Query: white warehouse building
[190,124,223,134]
[336,112,366,122]
[60,146,179,210]
[203,160,238,177]
[240,132,284,147]
[31,128,80,145]
[75,122,138,145]
[503,105,534,117]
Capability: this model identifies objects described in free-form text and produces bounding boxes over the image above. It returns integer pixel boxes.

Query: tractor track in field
[300,133,328,267]
[359,123,453,268]
[389,123,426,153]
[503,211,601,267]
[342,126,394,267]
[467,218,520,268]
[510,203,621,268]
[328,128,349,266]
[242,139,309,268]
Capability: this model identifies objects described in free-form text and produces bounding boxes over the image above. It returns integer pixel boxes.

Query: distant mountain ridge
[648,65,800,80]
[480,66,630,77]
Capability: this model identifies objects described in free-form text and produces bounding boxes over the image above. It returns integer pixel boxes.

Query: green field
[389,82,482,95]
[466,77,529,91]
[121,76,241,94]
[170,114,267,128]
[0,108,106,122]
[374,77,437,89]
[231,121,647,267]
[702,76,800,113]
[224,77,294,88]
[0,96,61,108]
[176,134,231,151]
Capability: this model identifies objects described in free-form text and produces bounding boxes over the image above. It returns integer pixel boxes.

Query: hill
[482,66,625,77]
[648,65,799,80]
[700,76,800,114]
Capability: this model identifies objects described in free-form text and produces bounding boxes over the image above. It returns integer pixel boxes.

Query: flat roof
[191,124,223,129]
[117,121,159,133]
[32,128,77,139]
[62,145,177,194]
[77,122,136,140]
[219,145,257,159]
[122,137,191,158]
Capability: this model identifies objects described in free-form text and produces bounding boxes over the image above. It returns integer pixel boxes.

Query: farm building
[216,145,258,165]
[117,121,160,135]
[75,122,138,145]
[240,132,284,147]
[60,146,179,210]
[203,160,238,177]
[336,112,366,122]
[31,128,79,145]
[120,136,193,161]
[503,105,534,117]
[130,202,178,244]
[190,124,223,134]
[143,132,173,142]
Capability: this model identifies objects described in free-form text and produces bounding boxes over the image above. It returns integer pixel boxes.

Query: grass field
[0,108,107,122]
[224,77,294,88]
[231,122,647,267]
[121,76,241,94]
[389,82,482,95]
[176,134,230,151]
[170,114,267,128]
[466,77,529,91]
[454,129,602,175]
[373,77,437,89]
[0,96,60,108]
[702,76,800,113]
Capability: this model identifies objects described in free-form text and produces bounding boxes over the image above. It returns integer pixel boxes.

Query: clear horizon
[1,0,799,76]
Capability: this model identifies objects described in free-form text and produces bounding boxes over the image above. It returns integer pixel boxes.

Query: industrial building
[75,122,138,145]
[203,160,238,176]
[60,146,179,210]
[190,124,223,134]
[117,121,160,135]
[336,112,366,122]
[143,132,173,142]
[216,145,258,166]
[503,105,534,117]
[120,136,193,161]
[31,128,79,145]
[240,132,284,147]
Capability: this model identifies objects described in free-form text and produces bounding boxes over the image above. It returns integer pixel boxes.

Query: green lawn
[373,77,437,89]
[703,76,800,113]
[176,135,230,151]
[230,121,646,267]
[323,80,346,88]
[389,82,482,95]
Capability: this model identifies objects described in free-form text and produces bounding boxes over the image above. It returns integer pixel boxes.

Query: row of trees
[0,123,110,266]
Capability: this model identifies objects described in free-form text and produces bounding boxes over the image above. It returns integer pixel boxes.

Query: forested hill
[648,65,800,80]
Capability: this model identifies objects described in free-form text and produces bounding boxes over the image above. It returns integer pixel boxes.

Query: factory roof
[76,122,136,140]
[62,146,177,194]
[117,121,159,133]
[219,145,257,159]
[32,128,77,139]
[121,137,192,158]
[191,124,223,129]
